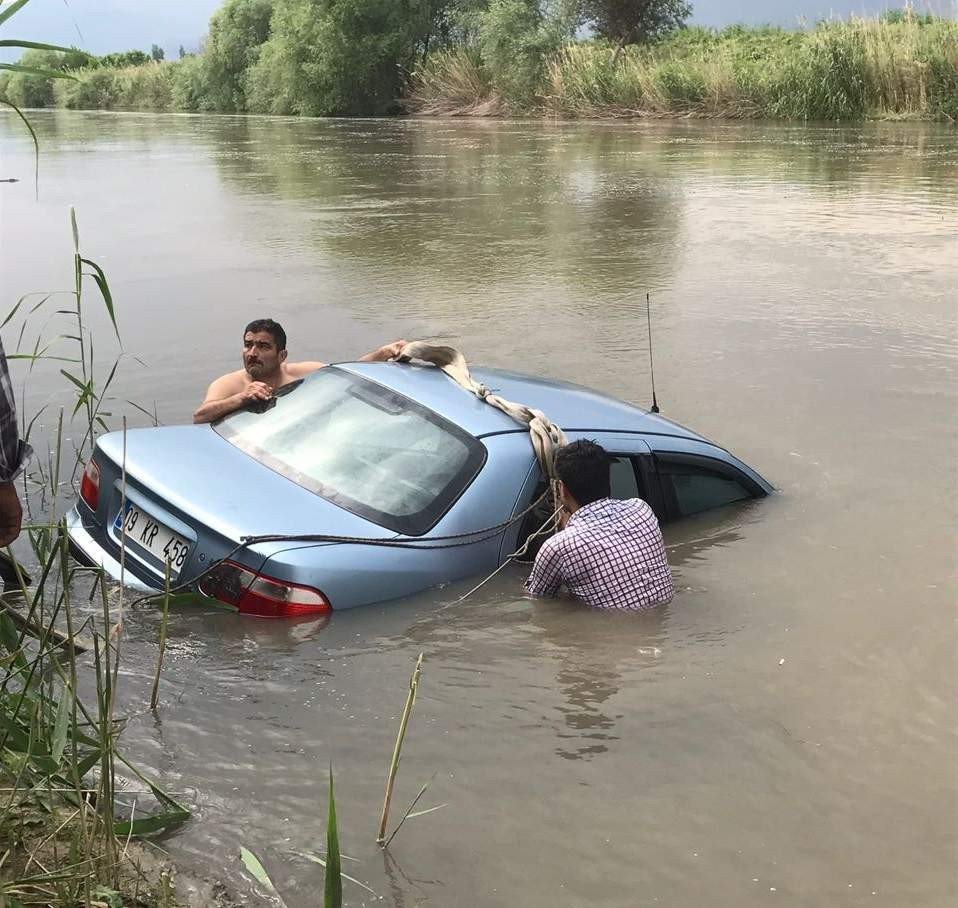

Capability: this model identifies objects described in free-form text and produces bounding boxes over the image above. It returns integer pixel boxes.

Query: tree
[4,49,62,106]
[201,0,275,111]
[179,44,188,59]
[0,0,82,119]
[99,50,151,68]
[584,0,690,54]
[247,0,435,116]
[3,48,92,108]
[477,0,568,104]
[150,43,165,62]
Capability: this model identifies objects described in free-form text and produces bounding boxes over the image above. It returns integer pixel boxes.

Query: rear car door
[646,438,768,524]
[504,433,658,562]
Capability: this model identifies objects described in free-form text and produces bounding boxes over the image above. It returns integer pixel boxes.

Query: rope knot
[475,384,490,400]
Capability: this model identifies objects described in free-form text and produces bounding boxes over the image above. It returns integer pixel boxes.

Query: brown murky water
[2,112,956,906]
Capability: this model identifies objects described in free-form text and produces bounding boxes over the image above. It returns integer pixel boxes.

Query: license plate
[113,502,190,577]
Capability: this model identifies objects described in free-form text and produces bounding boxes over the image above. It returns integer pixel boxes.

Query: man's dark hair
[244,318,287,352]
[554,439,611,507]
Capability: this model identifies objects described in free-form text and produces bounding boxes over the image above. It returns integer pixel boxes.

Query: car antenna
[646,292,660,413]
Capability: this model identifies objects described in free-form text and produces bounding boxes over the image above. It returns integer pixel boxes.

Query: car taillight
[80,460,100,511]
[198,560,332,618]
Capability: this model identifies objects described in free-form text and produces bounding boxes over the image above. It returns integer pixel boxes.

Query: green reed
[0,211,189,906]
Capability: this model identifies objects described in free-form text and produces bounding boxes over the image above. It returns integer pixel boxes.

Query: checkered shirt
[0,336,31,483]
[526,497,674,610]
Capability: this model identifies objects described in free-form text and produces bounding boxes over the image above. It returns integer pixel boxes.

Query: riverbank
[411,18,958,121]
[3,813,245,907]
[2,16,955,122]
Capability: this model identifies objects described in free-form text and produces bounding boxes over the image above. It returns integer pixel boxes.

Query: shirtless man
[193,318,406,424]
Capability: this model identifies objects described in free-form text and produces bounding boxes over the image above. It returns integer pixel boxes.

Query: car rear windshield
[214,367,486,536]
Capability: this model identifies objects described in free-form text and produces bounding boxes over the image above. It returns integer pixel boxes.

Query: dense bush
[170,54,214,111]
[201,0,274,111]
[54,62,176,111]
[476,0,564,105]
[98,50,151,68]
[2,48,90,107]
[247,0,434,116]
[4,49,59,106]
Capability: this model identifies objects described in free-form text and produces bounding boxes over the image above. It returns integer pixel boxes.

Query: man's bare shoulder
[204,369,249,400]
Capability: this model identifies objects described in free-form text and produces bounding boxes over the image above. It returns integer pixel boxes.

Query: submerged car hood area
[96,425,398,543]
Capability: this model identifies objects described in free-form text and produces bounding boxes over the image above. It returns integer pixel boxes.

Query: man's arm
[0,337,30,547]
[525,534,566,599]
[193,374,271,425]
[288,342,406,374]
[358,340,407,363]
[286,339,405,375]
[285,361,326,378]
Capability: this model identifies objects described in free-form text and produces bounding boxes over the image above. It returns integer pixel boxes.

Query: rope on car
[393,342,568,479]
[454,502,564,603]
[127,488,554,611]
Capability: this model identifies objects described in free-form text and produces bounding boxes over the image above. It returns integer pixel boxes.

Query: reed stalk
[150,559,172,710]
[1,211,189,903]
[377,652,423,844]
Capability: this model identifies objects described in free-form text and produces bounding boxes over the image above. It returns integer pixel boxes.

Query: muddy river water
[1,112,956,906]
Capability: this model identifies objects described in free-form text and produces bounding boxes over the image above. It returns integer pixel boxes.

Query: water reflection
[664,500,763,568]
[382,849,442,908]
[207,116,685,297]
[529,601,668,761]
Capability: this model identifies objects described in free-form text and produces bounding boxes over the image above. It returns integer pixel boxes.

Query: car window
[655,455,751,518]
[609,455,640,500]
[214,367,486,535]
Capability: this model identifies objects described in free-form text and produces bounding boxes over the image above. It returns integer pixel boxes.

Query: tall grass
[408,15,958,121]
[406,48,502,116]
[53,63,177,112]
[1,213,190,905]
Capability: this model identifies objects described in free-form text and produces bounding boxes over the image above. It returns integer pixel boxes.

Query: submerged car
[67,362,772,616]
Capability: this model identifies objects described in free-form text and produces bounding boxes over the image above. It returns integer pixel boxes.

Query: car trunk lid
[96,425,394,545]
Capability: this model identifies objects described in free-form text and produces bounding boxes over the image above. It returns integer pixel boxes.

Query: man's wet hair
[554,439,611,507]
[244,318,287,352]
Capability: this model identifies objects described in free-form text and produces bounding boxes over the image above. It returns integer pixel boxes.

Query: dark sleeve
[0,336,30,483]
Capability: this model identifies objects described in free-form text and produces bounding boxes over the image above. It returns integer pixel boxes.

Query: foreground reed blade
[324,764,342,908]
[377,652,423,844]
[239,846,285,905]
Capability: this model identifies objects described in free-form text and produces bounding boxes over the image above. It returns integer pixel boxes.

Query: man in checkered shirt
[526,440,673,610]
[0,336,31,547]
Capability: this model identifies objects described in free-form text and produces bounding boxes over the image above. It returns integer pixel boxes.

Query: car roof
[335,361,707,442]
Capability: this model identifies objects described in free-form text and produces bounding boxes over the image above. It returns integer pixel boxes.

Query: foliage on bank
[413,15,958,120]
[1,2,956,121]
